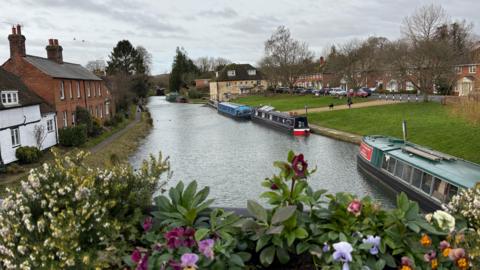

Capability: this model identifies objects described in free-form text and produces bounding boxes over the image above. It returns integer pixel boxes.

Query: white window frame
[227,70,235,77]
[47,119,54,132]
[11,127,20,147]
[87,82,91,97]
[69,81,73,99]
[247,69,256,76]
[60,81,65,100]
[469,65,477,74]
[1,90,19,106]
[455,66,462,74]
[72,112,76,125]
[92,82,96,97]
[105,103,110,115]
[77,81,81,98]
[63,111,67,127]
[100,106,103,118]
[97,83,101,96]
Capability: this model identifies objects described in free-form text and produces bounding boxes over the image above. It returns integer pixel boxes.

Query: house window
[92,82,96,97]
[469,65,477,74]
[63,111,67,127]
[1,91,19,106]
[97,83,101,96]
[68,81,73,99]
[100,107,103,118]
[87,82,91,97]
[77,82,81,98]
[227,70,235,77]
[11,128,20,147]
[72,112,76,125]
[455,66,462,74]
[47,119,54,132]
[60,81,65,100]
[247,69,256,76]
[105,103,110,115]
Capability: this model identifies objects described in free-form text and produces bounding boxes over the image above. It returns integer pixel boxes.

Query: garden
[0,151,479,270]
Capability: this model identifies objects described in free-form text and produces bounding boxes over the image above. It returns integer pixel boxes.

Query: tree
[136,46,152,75]
[106,40,139,75]
[131,75,151,98]
[33,125,47,150]
[85,60,106,76]
[262,26,314,90]
[169,47,199,92]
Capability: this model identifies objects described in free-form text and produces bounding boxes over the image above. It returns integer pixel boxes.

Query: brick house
[209,64,268,101]
[2,25,114,128]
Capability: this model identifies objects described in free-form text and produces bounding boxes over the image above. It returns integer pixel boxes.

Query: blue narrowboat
[357,135,480,212]
[217,102,252,119]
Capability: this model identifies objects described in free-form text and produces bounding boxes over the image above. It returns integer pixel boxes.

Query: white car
[330,88,347,96]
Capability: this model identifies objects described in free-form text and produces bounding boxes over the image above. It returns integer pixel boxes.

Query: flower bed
[0,151,478,269]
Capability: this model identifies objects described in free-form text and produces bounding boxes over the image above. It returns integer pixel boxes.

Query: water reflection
[130,97,395,208]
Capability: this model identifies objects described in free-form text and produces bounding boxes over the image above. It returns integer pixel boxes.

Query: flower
[292,154,308,178]
[449,248,469,270]
[424,250,436,262]
[270,183,278,190]
[420,234,432,247]
[143,217,153,232]
[164,227,196,249]
[439,240,451,257]
[332,241,353,270]
[347,199,362,217]
[432,210,455,232]
[180,253,199,270]
[131,249,141,263]
[362,235,381,255]
[322,243,330,252]
[400,256,413,270]
[137,254,148,270]
[430,258,438,269]
[198,239,215,260]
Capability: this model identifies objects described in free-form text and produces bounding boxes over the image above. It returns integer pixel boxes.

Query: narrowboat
[166,92,179,102]
[357,135,480,212]
[217,102,252,120]
[252,106,310,136]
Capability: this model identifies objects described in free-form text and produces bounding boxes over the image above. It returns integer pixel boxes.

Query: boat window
[432,178,449,202]
[387,157,396,174]
[411,168,423,188]
[402,165,413,183]
[394,160,404,178]
[421,173,433,194]
[447,185,458,202]
[286,120,292,126]
[381,155,389,170]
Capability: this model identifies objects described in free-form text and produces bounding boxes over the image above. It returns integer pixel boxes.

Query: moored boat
[357,135,480,212]
[217,102,252,120]
[166,92,179,102]
[252,106,310,136]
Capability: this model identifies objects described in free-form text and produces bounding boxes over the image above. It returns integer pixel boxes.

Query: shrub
[89,118,103,137]
[59,125,87,147]
[0,150,170,269]
[15,146,42,164]
[187,88,205,99]
[75,106,93,133]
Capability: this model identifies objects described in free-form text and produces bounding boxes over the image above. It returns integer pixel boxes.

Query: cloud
[200,8,238,18]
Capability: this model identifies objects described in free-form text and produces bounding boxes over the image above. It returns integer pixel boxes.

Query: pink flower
[168,260,181,270]
[270,183,278,190]
[347,199,362,217]
[424,250,436,262]
[136,254,148,270]
[143,216,153,232]
[292,154,308,178]
[199,239,215,260]
[439,240,450,250]
[164,227,196,249]
[180,253,199,269]
[131,249,141,263]
[401,256,413,267]
[448,248,466,261]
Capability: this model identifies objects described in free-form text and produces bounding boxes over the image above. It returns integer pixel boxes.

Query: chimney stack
[8,24,26,58]
[46,38,63,64]
[319,56,325,65]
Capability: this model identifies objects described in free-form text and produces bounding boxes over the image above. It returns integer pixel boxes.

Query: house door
[458,77,474,96]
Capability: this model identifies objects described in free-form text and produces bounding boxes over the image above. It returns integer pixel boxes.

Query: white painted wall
[0,105,58,165]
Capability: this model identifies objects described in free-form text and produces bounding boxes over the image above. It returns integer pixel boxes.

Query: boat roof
[257,106,293,118]
[219,102,251,109]
[363,135,480,188]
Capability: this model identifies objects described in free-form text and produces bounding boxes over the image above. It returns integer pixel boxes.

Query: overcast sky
[0,0,479,74]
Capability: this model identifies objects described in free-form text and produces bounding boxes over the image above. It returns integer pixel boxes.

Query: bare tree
[263,26,315,91]
[402,4,448,43]
[85,60,106,76]
[136,46,152,75]
[33,125,47,150]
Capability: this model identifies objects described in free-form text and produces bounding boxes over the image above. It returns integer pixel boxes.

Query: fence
[371,93,445,103]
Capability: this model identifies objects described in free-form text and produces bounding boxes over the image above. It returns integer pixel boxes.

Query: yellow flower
[420,234,432,247]
[400,266,412,270]
[431,258,438,269]
[456,258,468,270]
[442,247,452,257]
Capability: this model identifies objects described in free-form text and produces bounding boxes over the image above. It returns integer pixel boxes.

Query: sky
[0,0,479,75]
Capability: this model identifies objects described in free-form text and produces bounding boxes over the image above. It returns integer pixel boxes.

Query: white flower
[17,245,27,255]
[433,210,456,232]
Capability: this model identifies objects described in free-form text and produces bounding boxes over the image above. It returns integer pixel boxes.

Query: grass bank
[308,102,480,163]
[232,94,368,111]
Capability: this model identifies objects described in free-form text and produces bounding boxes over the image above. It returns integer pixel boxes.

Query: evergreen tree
[169,47,199,92]
[106,40,140,75]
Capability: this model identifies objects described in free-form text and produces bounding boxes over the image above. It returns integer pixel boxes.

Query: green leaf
[296,242,310,254]
[407,222,420,233]
[286,231,296,246]
[271,206,297,225]
[287,151,295,163]
[236,252,251,262]
[358,243,373,250]
[294,227,308,239]
[381,253,397,267]
[338,232,347,242]
[266,225,284,235]
[211,260,226,270]
[260,245,276,266]
[194,228,209,241]
[396,192,409,212]
[256,235,272,252]
[229,254,244,267]
[247,200,268,223]
[183,181,198,207]
[375,259,386,270]
[276,247,290,264]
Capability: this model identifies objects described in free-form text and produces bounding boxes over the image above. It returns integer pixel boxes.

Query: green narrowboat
[166,92,180,102]
[357,135,480,212]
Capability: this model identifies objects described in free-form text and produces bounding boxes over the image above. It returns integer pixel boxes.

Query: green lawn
[232,94,368,111]
[308,102,480,163]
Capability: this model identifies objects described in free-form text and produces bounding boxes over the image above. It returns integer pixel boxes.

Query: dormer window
[1,90,19,106]
[247,69,256,76]
[227,70,236,77]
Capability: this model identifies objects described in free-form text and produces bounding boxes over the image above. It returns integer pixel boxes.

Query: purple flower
[143,216,153,232]
[362,235,381,255]
[183,227,196,248]
[322,243,330,252]
[168,260,181,270]
[270,183,279,190]
[401,256,413,267]
[164,227,196,249]
[292,154,308,178]
[199,239,215,260]
[136,254,148,270]
[424,250,436,262]
[332,241,353,270]
[131,249,142,263]
[180,253,199,269]
[347,199,362,217]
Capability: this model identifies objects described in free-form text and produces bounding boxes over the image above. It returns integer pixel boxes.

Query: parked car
[355,88,369,97]
[358,87,372,96]
[330,88,347,96]
[300,88,314,94]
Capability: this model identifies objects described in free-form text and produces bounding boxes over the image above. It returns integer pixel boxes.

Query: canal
[130,97,395,208]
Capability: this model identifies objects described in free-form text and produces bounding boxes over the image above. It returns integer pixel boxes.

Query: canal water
[130,96,395,208]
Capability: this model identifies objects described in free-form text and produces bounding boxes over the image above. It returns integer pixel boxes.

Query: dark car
[358,87,372,96]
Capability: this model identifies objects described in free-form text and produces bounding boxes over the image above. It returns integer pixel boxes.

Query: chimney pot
[49,39,54,45]
[54,39,58,46]
[16,24,21,35]
[8,24,26,58]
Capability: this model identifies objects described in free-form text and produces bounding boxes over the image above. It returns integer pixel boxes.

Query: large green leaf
[229,254,245,267]
[266,225,284,235]
[294,227,308,239]
[256,235,272,252]
[260,245,276,266]
[247,200,268,223]
[194,228,209,241]
[271,206,297,225]
[182,181,198,207]
[276,247,290,264]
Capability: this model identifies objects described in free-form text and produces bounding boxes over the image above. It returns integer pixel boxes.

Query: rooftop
[24,55,101,81]
[215,63,263,82]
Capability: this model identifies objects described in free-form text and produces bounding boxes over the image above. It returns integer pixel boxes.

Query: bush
[0,150,170,269]
[15,146,42,164]
[187,88,206,99]
[75,106,93,133]
[59,125,87,147]
[89,118,103,137]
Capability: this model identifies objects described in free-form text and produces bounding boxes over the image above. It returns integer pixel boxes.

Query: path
[89,107,141,153]
[288,99,403,114]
